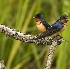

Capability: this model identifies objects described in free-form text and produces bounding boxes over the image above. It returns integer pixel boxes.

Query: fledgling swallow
[33,13,50,32]
[33,14,69,39]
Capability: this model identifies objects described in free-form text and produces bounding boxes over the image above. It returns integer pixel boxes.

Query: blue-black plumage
[33,13,69,38]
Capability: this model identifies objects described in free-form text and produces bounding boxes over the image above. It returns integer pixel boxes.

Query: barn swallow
[33,14,69,39]
[33,13,50,32]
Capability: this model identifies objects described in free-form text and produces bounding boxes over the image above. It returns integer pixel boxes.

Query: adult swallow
[33,13,50,32]
[34,14,69,39]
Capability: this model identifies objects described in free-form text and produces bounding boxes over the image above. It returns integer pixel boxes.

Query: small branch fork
[0,24,65,69]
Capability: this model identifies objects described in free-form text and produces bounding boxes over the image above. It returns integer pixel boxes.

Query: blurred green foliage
[0,0,70,69]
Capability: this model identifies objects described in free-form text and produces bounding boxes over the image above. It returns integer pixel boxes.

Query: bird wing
[42,20,50,29]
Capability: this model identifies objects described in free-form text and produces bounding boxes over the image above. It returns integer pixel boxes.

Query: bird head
[60,14,69,23]
[33,13,44,22]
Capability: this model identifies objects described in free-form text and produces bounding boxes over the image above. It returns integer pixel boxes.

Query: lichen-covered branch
[0,59,5,69]
[44,36,65,69]
[45,41,57,69]
[0,23,66,69]
[0,24,64,45]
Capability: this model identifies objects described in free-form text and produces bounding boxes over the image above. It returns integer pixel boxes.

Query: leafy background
[0,0,70,69]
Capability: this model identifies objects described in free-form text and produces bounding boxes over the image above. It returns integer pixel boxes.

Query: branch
[45,41,57,69]
[0,23,65,69]
[0,59,5,69]
[44,36,65,69]
[0,24,63,45]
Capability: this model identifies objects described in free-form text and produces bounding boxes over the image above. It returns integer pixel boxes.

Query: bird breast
[36,21,46,32]
[59,23,67,32]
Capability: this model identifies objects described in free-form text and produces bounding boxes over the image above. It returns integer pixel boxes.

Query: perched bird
[33,14,69,39]
[33,13,50,32]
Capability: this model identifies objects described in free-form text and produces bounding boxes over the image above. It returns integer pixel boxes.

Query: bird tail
[36,30,52,39]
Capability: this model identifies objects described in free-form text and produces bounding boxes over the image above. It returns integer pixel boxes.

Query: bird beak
[33,17,35,19]
[66,18,69,21]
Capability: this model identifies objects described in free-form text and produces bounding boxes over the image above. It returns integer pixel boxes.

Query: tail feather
[36,30,52,39]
